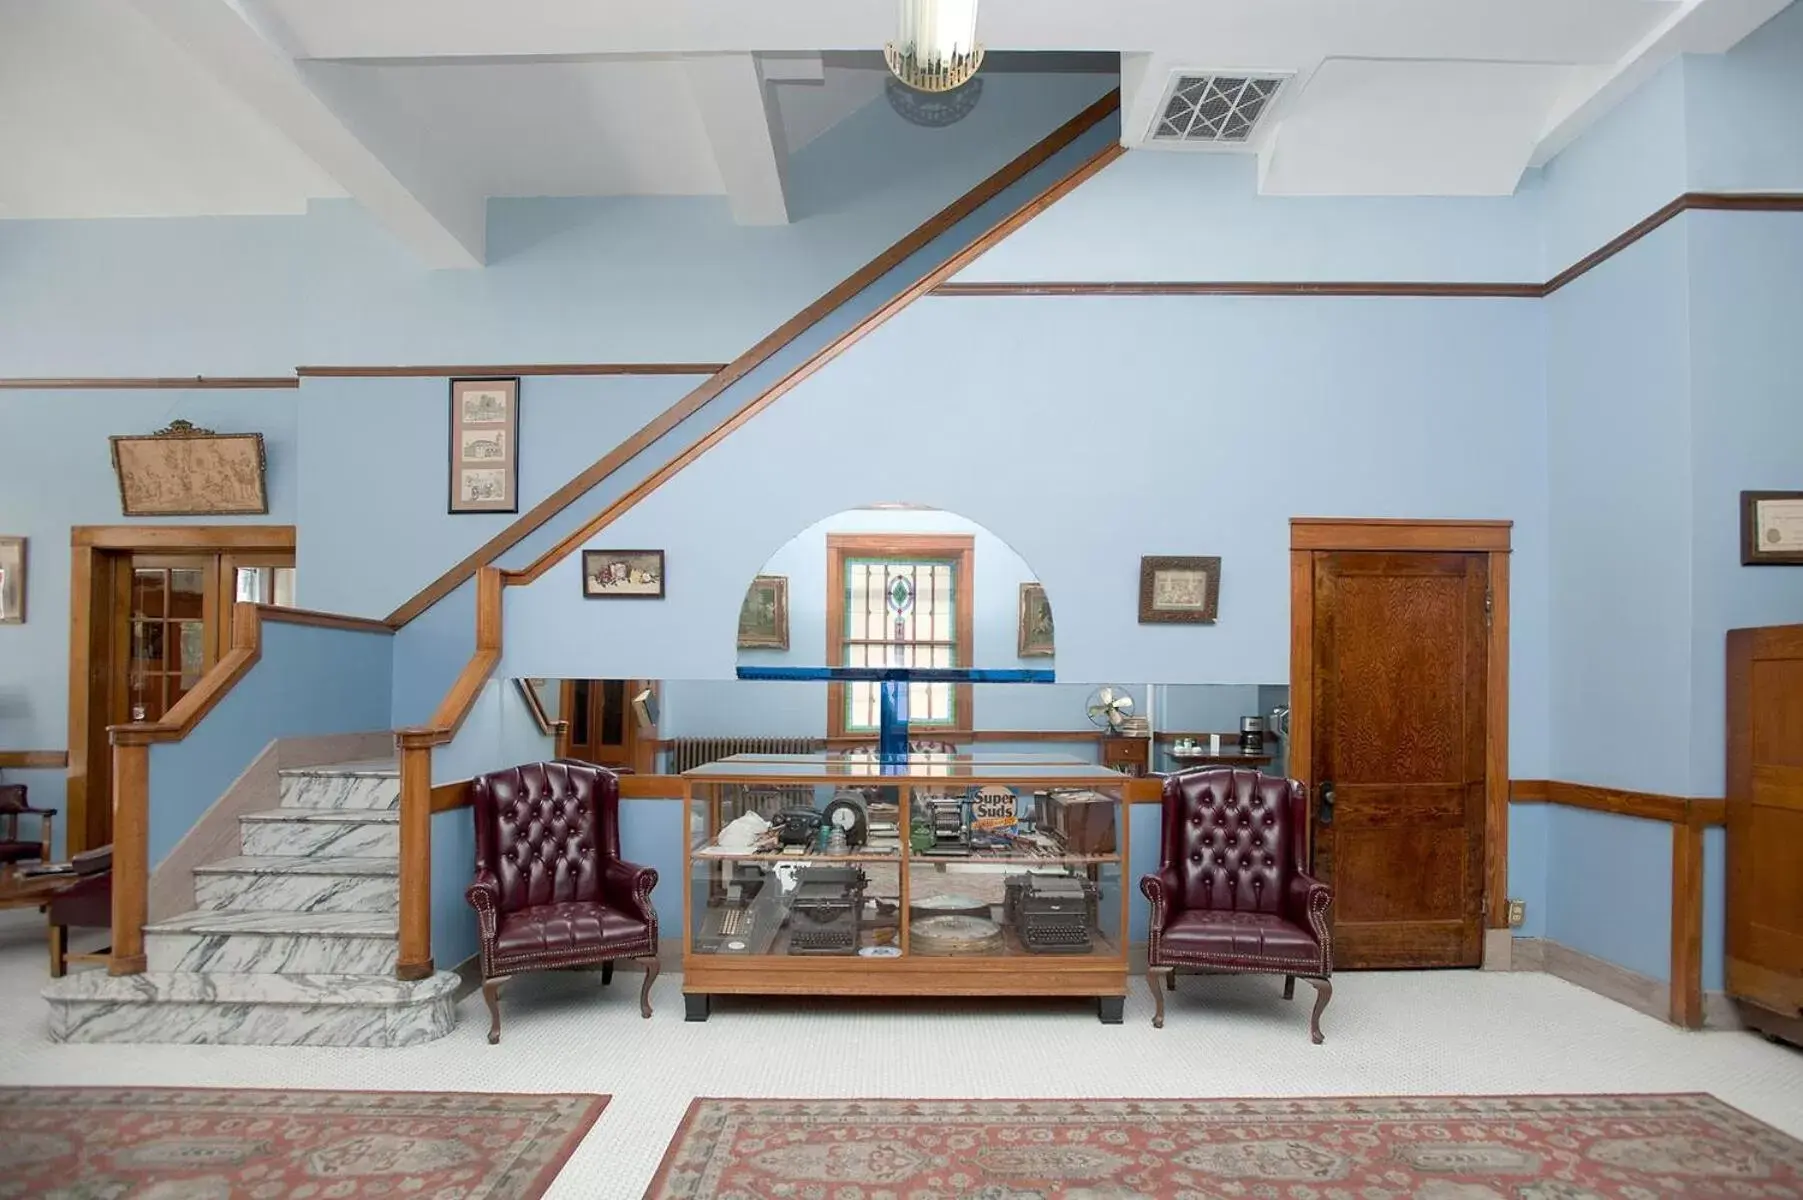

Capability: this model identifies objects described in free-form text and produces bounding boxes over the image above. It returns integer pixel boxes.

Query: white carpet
[2,909,1799,1199]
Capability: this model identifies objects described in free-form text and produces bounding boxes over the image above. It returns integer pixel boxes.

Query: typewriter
[787,865,867,955]
[1005,872,1098,954]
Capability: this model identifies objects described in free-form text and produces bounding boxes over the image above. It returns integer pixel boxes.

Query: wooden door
[119,555,222,725]
[561,679,645,771]
[1726,624,1803,1038]
[1310,550,1488,968]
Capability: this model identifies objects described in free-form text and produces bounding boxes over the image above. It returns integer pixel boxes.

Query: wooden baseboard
[1513,937,1741,1031]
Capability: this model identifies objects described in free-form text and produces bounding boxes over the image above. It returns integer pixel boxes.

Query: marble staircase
[42,759,460,1046]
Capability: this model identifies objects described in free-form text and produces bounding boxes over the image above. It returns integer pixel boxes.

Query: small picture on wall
[1741,490,1803,565]
[738,575,789,649]
[449,377,519,514]
[583,550,666,599]
[0,536,24,624]
[1017,582,1054,656]
[1138,555,1220,624]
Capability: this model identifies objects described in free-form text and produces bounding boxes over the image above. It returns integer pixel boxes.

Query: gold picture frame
[1138,555,1221,624]
[1017,582,1054,656]
[738,575,789,649]
[109,420,268,517]
[0,536,24,624]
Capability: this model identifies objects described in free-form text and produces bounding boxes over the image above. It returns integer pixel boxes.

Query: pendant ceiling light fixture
[885,0,984,93]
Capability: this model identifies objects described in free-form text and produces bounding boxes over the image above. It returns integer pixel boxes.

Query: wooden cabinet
[1098,735,1149,777]
[1726,624,1803,1048]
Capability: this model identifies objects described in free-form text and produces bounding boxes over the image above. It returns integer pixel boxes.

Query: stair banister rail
[105,603,396,976]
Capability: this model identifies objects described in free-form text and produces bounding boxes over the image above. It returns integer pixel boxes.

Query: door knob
[1318,780,1335,826]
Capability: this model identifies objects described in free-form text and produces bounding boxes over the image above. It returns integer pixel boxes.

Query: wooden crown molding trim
[1290,517,1513,553]
[71,525,295,550]
[0,750,68,770]
[515,129,1126,587]
[933,281,1544,298]
[0,376,298,390]
[295,363,724,378]
[933,192,1803,301]
[383,88,1121,626]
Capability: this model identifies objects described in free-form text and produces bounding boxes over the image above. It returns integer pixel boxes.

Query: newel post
[108,729,153,975]
[395,729,439,981]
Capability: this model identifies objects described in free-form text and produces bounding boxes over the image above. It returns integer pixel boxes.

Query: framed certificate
[1741,491,1803,565]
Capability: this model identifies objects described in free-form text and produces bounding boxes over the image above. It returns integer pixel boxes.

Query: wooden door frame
[1288,518,1513,935]
[66,525,296,853]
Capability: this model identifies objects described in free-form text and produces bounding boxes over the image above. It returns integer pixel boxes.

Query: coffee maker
[1239,715,1266,753]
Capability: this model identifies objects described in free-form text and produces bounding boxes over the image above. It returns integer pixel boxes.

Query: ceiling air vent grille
[1151,73,1287,144]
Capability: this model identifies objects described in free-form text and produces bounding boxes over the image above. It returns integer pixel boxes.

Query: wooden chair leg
[1166,969,1177,991]
[637,956,659,1018]
[48,923,66,979]
[482,976,509,1045]
[601,961,614,986]
[1308,978,1332,1045]
[1147,967,1169,1029]
[1283,975,1295,1000]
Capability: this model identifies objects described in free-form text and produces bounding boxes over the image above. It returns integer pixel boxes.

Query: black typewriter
[787,865,867,955]
[1005,872,1097,954]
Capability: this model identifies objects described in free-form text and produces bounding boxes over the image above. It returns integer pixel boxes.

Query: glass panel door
[126,555,218,722]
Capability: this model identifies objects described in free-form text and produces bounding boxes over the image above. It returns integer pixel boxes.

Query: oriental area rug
[0,1087,606,1200]
[646,1094,1803,1200]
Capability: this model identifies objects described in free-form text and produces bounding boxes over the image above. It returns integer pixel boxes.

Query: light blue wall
[1543,806,1674,981]
[0,387,300,848]
[502,295,1550,781]
[298,373,700,618]
[1684,1,1803,193]
[146,620,392,866]
[0,73,1114,377]
[1507,803,1549,940]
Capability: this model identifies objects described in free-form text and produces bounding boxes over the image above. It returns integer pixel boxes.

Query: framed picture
[737,575,789,649]
[1139,555,1221,624]
[1018,582,1055,656]
[582,549,665,599]
[110,420,267,516]
[0,537,24,624]
[1741,491,1803,565]
[449,377,520,514]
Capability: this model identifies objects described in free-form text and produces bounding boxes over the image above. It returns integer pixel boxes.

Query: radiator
[664,736,819,774]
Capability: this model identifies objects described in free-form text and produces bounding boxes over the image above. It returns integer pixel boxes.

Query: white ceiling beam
[1531,0,1794,166]
[685,53,793,226]
[125,0,485,267]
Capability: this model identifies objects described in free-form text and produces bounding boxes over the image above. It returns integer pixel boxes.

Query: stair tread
[279,758,398,778]
[241,808,398,824]
[43,969,457,1006]
[145,910,397,937]
[194,855,397,877]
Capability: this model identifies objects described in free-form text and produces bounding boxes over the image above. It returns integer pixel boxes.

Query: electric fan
[1085,686,1134,733]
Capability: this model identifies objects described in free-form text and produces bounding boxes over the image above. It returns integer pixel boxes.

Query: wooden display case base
[681,954,1128,1023]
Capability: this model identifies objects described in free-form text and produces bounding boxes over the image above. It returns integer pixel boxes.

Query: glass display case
[682,751,1131,1022]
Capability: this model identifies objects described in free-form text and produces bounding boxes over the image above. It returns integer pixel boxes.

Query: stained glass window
[841,557,959,732]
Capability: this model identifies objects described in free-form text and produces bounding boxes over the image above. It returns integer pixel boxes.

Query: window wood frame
[825,533,974,739]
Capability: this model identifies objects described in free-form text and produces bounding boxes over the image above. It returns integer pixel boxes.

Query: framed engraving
[1017,582,1055,656]
[449,377,520,514]
[0,536,24,624]
[582,549,666,599]
[1742,491,1803,565]
[110,420,268,516]
[738,575,789,649]
[1138,555,1221,624]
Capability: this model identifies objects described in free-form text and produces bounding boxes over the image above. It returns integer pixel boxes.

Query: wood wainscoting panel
[0,751,68,770]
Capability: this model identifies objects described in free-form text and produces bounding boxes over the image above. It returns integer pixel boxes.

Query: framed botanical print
[582,549,665,599]
[0,536,24,624]
[449,377,520,514]
[1017,582,1054,656]
[738,575,789,649]
[1742,490,1803,565]
[1138,555,1220,624]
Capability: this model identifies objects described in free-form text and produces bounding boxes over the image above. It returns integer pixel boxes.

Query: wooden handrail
[105,603,394,976]
[393,567,504,980]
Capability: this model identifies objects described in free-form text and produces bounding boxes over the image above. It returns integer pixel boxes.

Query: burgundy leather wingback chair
[466,760,659,1044]
[1140,768,1335,1042]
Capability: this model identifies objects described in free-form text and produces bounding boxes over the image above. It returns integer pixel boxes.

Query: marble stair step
[42,969,459,1048]
[193,856,399,914]
[144,909,399,975]
[239,808,398,859]
[278,760,400,812]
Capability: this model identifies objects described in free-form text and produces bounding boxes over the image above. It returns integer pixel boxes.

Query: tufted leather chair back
[471,760,619,915]
[1161,767,1305,916]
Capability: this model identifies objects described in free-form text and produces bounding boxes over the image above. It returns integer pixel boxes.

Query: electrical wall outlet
[1506,898,1527,928]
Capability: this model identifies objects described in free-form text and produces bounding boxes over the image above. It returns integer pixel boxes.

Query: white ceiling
[0,0,1792,260]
